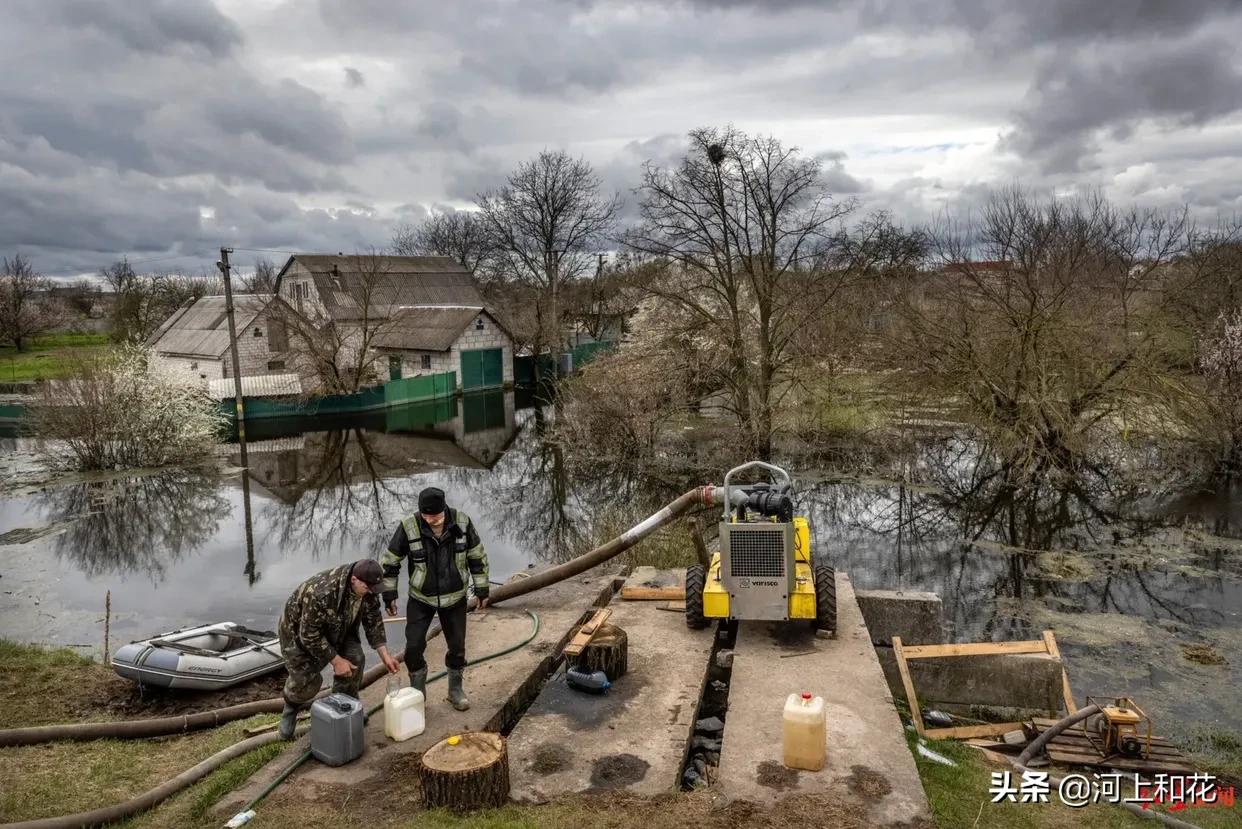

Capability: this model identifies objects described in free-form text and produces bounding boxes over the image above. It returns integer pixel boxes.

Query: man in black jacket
[380,487,489,711]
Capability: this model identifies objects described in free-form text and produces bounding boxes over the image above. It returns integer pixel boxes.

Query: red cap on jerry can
[801,692,812,701]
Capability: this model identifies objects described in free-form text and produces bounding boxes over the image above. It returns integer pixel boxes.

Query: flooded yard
[1,403,1239,747]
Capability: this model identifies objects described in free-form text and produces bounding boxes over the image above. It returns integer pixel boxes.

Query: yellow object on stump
[418,731,510,811]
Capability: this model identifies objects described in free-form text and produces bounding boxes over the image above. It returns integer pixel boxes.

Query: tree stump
[577,623,628,680]
[418,732,510,811]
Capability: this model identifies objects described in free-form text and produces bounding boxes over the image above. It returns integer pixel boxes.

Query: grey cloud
[344,67,365,88]
[815,151,869,194]
[1005,36,1242,172]
[25,0,243,56]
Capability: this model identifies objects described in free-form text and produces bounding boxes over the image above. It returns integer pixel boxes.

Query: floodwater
[1,408,1239,744]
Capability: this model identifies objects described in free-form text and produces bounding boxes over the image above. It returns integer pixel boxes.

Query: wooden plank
[657,601,686,612]
[1045,748,1194,774]
[900,640,1050,659]
[923,722,1027,741]
[891,637,925,736]
[619,586,685,601]
[562,608,613,657]
[1042,630,1077,714]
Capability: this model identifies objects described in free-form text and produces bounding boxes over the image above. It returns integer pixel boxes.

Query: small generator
[685,461,836,632]
[1085,696,1153,760]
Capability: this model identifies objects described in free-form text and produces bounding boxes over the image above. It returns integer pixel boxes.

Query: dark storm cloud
[1005,36,1242,172]
[5,0,1242,275]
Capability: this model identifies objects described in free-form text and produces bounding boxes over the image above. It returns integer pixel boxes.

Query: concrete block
[874,648,1065,712]
[855,589,944,646]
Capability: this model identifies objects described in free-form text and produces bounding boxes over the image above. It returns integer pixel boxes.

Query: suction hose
[1009,704,1202,829]
[0,485,721,748]
[1,610,542,829]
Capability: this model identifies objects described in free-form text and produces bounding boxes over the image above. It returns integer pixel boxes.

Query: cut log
[577,623,628,681]
[418,732,510,811]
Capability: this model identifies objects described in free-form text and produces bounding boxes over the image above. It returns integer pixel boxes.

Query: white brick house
[273,254,512,392]
[372,306,514,389]
[148,294,289,385]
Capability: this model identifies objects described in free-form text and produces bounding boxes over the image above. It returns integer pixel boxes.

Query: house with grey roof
[274,254,513,391]
[148,294,290,384]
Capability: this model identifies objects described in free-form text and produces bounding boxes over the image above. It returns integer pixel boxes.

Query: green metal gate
[460,348,503,390]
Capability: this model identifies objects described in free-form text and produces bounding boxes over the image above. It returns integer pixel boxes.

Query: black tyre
[685,564,708,629]
[814,563,837,633]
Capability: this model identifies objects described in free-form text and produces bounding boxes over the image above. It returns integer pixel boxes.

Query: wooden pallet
[1030,718,1196,775]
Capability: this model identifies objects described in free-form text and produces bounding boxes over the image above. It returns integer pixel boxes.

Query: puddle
[846,764,893,799]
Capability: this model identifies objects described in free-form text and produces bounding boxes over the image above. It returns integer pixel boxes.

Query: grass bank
[0,331,111,382]
[1,640,1238,828]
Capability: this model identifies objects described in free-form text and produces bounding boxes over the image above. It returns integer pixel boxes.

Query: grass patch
[0,639,109,728]
[0,331,112,381]
[910,731,1242,828]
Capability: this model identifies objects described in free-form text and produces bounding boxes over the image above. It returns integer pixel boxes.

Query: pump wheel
[685,564,708,629]
[814,564,837,633]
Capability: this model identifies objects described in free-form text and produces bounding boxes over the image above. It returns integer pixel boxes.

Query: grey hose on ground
[1009,704,1202,829]
[0,484,724,748]
[0,727,305,829]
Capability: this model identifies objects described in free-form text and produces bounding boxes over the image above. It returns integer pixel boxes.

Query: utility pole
[217,247,248,470]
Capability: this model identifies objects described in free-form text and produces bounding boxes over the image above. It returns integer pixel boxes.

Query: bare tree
[0,254,65,351]
[265,251,402,394]
[102,259,222,342]
[392,210,495,279]
[241,257,279,294]
[476,151,621,379]
[893,188,1191,480]
[626,126,856,458]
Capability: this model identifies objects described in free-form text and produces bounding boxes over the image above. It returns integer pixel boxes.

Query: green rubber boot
[278,702,299,741]
[447,669,470,711]
[409,667,427,697]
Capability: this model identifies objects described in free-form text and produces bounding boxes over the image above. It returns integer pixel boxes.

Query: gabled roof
[275,255,483,320]
[148,294,274,358]
[372,306,511,352]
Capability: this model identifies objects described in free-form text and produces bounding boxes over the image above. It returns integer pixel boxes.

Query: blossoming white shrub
[30,345,227,470]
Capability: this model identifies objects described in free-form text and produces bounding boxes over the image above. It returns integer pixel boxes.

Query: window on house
[190,361,198,370]
[475,317,485,330]
[421,354,432,370]
[253,327,262,337]
[267,360,285,371]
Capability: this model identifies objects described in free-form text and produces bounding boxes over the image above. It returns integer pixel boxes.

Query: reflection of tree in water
[253,428,407,556]
[804,436,1229,640]
[41,471,227,581]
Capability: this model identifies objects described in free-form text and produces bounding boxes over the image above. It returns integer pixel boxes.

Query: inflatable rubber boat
[111,622,284,690]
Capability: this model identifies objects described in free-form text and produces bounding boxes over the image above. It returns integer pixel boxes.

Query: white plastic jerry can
[783,691,826,771]
[384,686,426,742]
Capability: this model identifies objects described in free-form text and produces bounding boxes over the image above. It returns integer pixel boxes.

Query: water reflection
[38,470,229,581]
[236,390,522,555]
[803,437,1241,642]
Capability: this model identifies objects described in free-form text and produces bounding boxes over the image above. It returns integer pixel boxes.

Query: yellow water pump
[684,461,836,632]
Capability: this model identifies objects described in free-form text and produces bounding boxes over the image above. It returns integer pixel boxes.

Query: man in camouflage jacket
[276,558,400,739]
[381,486,488,712]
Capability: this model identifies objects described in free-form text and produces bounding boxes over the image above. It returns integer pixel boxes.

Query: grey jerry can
[310,693,365,766]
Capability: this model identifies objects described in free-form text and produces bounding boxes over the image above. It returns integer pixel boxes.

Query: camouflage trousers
[280,636,366,709]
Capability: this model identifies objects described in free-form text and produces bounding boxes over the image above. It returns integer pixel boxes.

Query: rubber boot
[278,702,299,741]
[447,668,470,711]
[409,667,427,697]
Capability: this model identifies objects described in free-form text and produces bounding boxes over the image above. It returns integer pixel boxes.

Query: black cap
[352,559,385,594]
[418,487,446,516]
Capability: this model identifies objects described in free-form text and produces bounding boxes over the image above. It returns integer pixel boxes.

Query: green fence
[514,341,615,385]
[221,370,457,420]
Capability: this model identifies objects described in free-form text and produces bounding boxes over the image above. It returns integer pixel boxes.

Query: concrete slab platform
[508,568,714,802]
[216,569,621,817]
[716,573,930,827]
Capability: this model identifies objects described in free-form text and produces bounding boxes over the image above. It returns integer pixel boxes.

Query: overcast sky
[3,0,1241,279]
